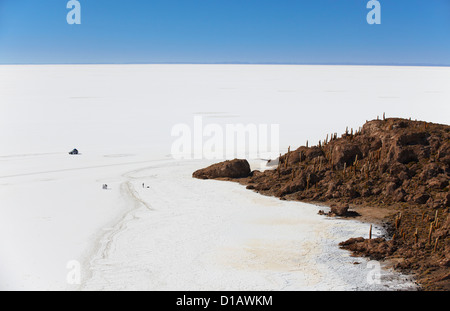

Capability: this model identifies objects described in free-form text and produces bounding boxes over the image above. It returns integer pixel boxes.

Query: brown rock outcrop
[193,159,251,179]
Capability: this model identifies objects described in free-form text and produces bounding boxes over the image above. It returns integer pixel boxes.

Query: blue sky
[0,0,449,65]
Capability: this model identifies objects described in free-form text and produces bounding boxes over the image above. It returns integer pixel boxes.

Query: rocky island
[193,117,450,291]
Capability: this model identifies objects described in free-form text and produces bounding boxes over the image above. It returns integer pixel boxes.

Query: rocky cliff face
[193,117,450,290]
[244,118,449,210]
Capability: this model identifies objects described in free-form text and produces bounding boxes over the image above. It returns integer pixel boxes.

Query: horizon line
[0,62,449,67]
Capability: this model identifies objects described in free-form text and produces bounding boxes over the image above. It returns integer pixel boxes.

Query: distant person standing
[142,183,145,188]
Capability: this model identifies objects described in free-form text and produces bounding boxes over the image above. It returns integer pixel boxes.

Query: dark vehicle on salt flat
[69,148,79,155]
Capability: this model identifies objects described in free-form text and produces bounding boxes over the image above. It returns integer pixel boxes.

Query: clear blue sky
[0,0,449,65]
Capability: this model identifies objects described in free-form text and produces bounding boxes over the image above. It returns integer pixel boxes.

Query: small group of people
[102,183,148,190]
